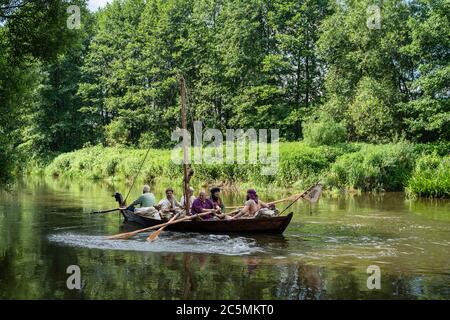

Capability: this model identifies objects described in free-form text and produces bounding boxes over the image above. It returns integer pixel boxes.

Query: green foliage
[413,141,450,157]
[318,0,412,141]
[348,78,398,142]
[1,1,85,62]
[400,0,450,142]
[327,142,416,191]
[1,0,449,196]
[303,112,347,146]
[407,154,450,198]
[45,143,343,188]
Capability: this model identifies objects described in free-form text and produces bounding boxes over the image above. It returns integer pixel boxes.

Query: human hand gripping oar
[106,212,210,240]
[224,192,308,210]
[146,212,180,242]
[223,190,315,215]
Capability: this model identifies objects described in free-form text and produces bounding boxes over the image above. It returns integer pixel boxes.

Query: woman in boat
[209,187,225,213]
[231,189,271,219]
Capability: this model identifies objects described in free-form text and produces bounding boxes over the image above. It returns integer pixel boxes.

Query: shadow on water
[0,177,449,299]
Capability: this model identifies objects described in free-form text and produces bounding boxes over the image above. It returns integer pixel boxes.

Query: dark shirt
[191,198,214,219]
[210,197,225,212]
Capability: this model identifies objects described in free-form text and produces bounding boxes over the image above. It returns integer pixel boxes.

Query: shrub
[303,113,347,146]
[327,142,416,191]
[407,154,450,198]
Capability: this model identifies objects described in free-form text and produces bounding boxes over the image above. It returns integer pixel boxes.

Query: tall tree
[400,0,450,142]
[0,1,86,183]
[19,3,95,156]
[317,0,413,142]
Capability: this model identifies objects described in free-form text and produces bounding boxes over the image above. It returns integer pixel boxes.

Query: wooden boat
[120,209,293,234]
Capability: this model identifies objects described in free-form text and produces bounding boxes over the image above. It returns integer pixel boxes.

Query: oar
[225,193,306,209]
[106,212,210,240]
[91,207,125,214]
[146,212,180,242]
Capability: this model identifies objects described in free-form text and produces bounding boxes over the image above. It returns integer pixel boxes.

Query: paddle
[106,212,210,240]
[91,207,125,214]
[146,212,180,242]
[224,190,314,215]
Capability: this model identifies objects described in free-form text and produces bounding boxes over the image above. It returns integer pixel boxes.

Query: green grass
[39,142,450,197]
[406,154,450,198]
[327,142,416,191]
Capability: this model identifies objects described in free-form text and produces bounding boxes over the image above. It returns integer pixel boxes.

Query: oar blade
[146,229,162,242]
[304,184,323,203]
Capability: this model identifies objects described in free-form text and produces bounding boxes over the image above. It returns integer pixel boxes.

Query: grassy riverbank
[32,141,450,198]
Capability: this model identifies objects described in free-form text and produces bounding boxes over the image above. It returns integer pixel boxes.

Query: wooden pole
[180,76,190,214]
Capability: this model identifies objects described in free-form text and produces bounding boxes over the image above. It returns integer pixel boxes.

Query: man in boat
[127,185,156,210]
[209,187,225,213]
[180,186,196,211]
[158,187,183,220]
[231,189,276,219]
[126,185,160,220]
[191,191,220,220]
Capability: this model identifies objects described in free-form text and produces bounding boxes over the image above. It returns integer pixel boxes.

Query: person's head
[210,187,221,200]
[165,187,174,199]
[143,185,151,193]
[198,191,207,201]
[188,187,194,196]
[246,189,258,203]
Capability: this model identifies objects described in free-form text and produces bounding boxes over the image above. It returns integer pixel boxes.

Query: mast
[180,76,190,214]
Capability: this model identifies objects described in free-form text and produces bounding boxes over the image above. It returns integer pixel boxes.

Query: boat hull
[121,210,293,234]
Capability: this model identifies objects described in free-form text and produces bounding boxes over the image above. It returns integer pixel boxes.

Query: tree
[400,0,450,142]
[19,4,96,156]
[269,0,332,139]
[317,0,413,141]
[0,1,88,183]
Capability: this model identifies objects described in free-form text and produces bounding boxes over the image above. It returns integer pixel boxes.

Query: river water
[0,177,449,299]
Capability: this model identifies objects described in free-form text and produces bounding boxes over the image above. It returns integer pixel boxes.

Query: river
[0,177,449,299]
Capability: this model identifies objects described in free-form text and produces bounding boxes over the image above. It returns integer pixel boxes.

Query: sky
[88,0,111,11]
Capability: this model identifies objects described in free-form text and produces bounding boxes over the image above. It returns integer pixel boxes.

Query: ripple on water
[48,232,263,256]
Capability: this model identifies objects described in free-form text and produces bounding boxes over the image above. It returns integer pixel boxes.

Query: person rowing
[125,185,161,220]
[209,187,225,213]
[231,189,277,219]
[125,185,155,210]
[191,191,229,220]
[158,187,183,220]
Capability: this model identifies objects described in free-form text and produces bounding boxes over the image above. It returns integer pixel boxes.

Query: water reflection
[0,177,449,299]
